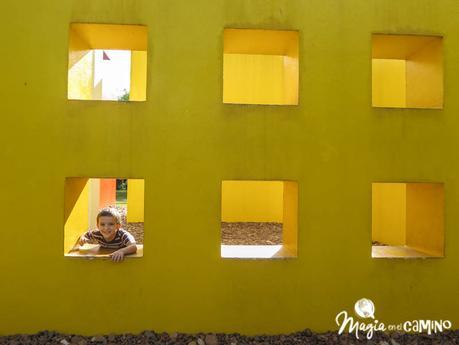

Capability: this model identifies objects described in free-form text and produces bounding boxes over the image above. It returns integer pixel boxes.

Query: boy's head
[96,207,122,241]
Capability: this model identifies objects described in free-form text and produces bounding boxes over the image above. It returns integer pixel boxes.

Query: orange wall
[99,179,117,209]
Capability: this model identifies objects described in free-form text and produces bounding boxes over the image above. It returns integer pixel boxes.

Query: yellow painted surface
[2,0,459,337]
[68,51,94,100]
[224,54,285,105]
[224,29,298,56]
[406,38,443,109]
[68,23,147,101]
[68,26,92,69]
[130,51,147,102]
[406,184,444,257]
[127,179,145,222]
[372,59,406,108]
[64,178,89,254]
[221,181,283,222]
[372,34,443,109]
[88,179,101,230]
[372,245,434,258]
[223,29,298,105]
[372,34,437,59]
[70,23,147,50]
[372,183,444,258]
[282,181,298,256]
[372,183,406,246]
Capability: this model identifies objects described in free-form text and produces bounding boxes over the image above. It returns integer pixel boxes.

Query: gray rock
[60,339,70,345]
[197,338,205,345]
[205,334,218,345]
[188,341,197,345]
[143,331,154,338]
[390,340,401,345]
[91,335,106,344]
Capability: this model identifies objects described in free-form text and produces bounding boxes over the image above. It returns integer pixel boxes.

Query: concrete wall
[1,0,458,336]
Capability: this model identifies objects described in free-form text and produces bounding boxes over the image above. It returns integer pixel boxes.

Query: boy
[79,207,137,262]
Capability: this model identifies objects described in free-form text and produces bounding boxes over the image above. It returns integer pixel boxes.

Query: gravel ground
[95,217,282,246]
[221,222,282,245]
[125,222,144,244]
[113,206,144,244]
[1,330,459,345]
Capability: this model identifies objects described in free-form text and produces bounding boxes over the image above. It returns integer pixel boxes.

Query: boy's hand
[78,236,88,246]
[110,250,125,263]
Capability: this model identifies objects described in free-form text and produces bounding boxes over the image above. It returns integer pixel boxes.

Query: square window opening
[223,29,299,106]
[372,182,444,259]
[372,34,443,109]
[64,178,145,259]
[221,180,298,259]
[68,23,147,102]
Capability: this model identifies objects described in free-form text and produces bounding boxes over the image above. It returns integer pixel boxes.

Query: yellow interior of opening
[223,29,299,105]
[372,34,443,109]
[68,23,147,101]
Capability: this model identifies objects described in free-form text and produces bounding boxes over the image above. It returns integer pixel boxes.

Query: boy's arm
[110,242,137,262]
[78,231,92,245]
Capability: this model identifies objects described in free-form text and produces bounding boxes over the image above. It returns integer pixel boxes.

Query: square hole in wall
[64,178,145,259]
[68,23,147,102]
[221,180,298,259]
[372,183,444,258]
[372,34,443,109]
[223,29,299,105]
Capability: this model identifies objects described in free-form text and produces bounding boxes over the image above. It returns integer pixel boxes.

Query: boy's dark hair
[97,207,122,225]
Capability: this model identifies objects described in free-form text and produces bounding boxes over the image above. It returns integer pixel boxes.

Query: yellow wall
[221,181,283,222]
[64,178,89,254]
[2,0,459,337]
[70,23,147,51]
[406,38,443,109]
[406,183,444,256]
[372,59,406,108]
[282,181,298,256]
[68,27,94,100]
[223,29,298,105]
[127,179,145,222]
[372,183,444,257]
[130,51,147,102]
[87,179,100,230]
[372,34,442,109]
[372,183,406,246]
[68,24,147,101]
[224,54,285,105]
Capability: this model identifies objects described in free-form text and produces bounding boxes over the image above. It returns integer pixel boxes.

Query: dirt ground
[221,222,282,245]
[1,329,458,345]
[111,210,282,246]
[114,206,144,244]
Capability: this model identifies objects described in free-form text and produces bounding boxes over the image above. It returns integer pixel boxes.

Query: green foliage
[118,89,130,102]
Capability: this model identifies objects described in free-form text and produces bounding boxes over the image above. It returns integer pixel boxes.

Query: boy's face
[97,216,120,241]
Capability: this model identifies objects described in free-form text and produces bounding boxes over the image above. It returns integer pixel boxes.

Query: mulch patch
[113,206,144,244]
[221,222,282,245]
[1,330,458,345]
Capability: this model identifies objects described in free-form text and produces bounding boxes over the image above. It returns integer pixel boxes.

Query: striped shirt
[82,229,136,249]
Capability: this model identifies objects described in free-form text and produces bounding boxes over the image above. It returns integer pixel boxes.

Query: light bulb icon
[354,298,375,319]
